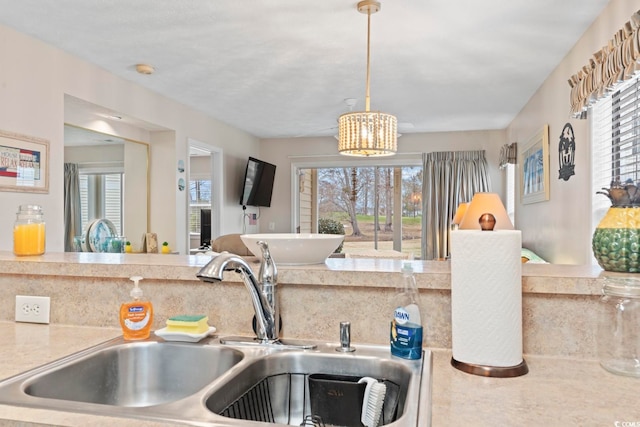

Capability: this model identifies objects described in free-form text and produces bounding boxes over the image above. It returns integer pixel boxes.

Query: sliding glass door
[296,164,422,259]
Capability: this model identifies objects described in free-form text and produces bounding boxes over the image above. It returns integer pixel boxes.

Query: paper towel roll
[450,230,523,367]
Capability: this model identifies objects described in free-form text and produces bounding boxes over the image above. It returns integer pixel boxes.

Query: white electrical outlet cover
[15,295,50,324]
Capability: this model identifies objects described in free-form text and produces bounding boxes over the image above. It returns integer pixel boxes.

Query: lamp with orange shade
[452,202,468,224]
[458,193,514,231]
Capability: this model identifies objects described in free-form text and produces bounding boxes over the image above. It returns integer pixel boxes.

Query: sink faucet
[196,241,279,344]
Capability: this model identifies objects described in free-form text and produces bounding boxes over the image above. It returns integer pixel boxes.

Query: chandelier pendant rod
[338,0,396,157]
[365,8,372,113]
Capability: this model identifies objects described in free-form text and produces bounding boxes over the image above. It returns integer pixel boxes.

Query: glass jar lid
[602,276,640,298]
[18,204,43,213]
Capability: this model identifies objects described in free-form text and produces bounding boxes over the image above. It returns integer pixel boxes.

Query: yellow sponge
[165,315,209,334]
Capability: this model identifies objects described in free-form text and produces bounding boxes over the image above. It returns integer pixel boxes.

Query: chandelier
[338,0,397,157]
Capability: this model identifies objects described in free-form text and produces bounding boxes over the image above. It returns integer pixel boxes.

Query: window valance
[499,143,517,169]
[569,10,640,118]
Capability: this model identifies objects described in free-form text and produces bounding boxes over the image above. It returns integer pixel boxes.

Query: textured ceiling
[64,125,125,147]
[0,0,610,138]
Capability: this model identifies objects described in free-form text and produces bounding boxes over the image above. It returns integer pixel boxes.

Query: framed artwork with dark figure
[558,123,576,181]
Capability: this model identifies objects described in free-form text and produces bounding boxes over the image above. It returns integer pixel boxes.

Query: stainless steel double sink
[0,334,432,426]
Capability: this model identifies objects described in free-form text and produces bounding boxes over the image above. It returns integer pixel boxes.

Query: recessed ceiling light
[135,64,155,75]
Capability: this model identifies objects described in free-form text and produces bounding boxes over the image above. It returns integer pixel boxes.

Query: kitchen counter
[432,351,639,426]
[0,322,168,427]
[0,251,637,425]
[0,251,607,294]
[0,322,637,426]
[0,251,622,359]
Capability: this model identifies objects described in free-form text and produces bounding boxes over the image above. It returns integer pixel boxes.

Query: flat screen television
[239,157,276,208]
[200,208,211,247]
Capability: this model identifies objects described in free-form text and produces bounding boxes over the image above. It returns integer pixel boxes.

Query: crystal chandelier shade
[338,111,397,156]
[337,0,397,157]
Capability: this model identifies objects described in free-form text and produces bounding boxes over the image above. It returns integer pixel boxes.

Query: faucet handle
[336,321,356,352]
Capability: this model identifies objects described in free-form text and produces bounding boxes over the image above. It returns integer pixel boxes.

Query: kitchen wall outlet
[15,295,50,324]
[268,222,275,231]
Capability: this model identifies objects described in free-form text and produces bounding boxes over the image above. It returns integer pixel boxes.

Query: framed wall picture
[145,232,158,253]
[520,125,550,204]
[0,130,50,193]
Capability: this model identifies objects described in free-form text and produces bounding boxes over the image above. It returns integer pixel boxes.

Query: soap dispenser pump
[119,276,153,340]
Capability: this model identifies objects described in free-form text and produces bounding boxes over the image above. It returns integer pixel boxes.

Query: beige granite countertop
[0,322,173,427]
[0,322,637,426]
[432,351,639,426]
[0,251,610,295]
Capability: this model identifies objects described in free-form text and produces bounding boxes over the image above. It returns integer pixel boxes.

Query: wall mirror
[63,124,149,252]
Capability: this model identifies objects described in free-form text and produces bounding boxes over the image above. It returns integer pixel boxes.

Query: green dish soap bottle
[390,262,423,359]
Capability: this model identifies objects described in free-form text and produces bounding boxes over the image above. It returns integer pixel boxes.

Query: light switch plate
[15,295,50,324]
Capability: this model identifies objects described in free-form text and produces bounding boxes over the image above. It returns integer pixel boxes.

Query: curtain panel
[64,163,81,252]
[421,150,491,260]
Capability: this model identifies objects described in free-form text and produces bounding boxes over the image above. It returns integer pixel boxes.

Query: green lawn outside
[323,213,423,257]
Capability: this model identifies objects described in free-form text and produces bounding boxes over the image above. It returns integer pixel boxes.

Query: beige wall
[507,0,638,265]
[258,130,507,234]
[0,23,260,254]
[189,156,211,177]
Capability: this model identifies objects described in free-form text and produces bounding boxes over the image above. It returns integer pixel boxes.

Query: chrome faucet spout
[196,247,279,343]
[257,241,279,340]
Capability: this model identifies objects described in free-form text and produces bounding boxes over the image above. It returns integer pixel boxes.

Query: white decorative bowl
[240,233,344,265]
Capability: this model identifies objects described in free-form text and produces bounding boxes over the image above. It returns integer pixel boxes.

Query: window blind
[505,163,515,225]
[189,179,212,233]
[611,80,640,182]
[592,75,640,231]
[79,175,89,232]
[104,174,123,235]
[78,172,123,236]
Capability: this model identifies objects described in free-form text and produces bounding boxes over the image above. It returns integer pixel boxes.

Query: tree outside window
[312,165,422,257]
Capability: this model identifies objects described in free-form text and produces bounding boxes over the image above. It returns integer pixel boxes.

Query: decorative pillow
[521,248,548,264]
[211,234,253,256]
